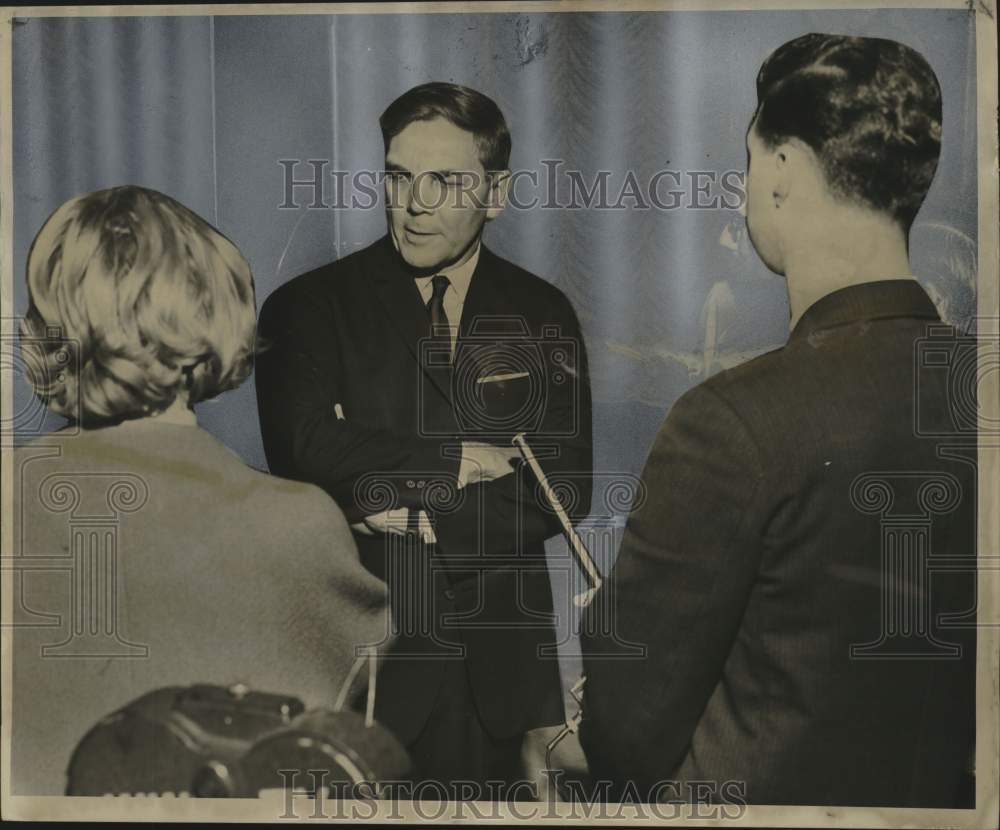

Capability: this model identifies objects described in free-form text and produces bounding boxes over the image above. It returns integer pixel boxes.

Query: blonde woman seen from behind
[10,186,392,796]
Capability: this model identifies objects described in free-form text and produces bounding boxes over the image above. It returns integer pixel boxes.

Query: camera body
[65,684,411,797]
[419,316,581,440]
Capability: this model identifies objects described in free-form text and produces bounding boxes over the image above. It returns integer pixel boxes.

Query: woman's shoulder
[174,429,353,543]
[244,467,352,537]
[15,424,352,544]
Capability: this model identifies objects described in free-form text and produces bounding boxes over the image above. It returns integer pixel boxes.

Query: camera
[418,315,581,439]
[914,323,999,437]
[65,684,411,797]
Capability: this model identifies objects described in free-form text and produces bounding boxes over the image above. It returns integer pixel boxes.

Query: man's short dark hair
[753,33,942,229]
[380,82,512,173]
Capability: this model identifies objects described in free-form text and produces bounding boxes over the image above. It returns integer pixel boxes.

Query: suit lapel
[367,236,452,402]
[454,246,522,404]
[459,245,509,341]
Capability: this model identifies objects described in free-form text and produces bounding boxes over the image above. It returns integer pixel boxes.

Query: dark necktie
[427,274,452,358]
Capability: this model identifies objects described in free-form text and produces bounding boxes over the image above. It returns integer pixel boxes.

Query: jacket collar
[790,279,940,342]
[367,233,506,331]
[367,234,432,361]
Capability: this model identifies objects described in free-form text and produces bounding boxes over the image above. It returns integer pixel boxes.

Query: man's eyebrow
[384,163,469,178]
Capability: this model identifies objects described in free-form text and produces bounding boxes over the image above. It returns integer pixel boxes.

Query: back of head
[379,81,512,173]
[753,33,942,230]
[21,186,256,426]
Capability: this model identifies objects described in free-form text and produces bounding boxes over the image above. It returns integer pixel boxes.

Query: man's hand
[458,441,521,488]
[352,508,437,544]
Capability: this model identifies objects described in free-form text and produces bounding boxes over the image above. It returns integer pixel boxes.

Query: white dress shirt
[412,243,480,357]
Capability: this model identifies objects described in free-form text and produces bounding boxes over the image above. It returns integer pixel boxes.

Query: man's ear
[485,170,511,220]
[774,138,820,208]
[772,143,793,207]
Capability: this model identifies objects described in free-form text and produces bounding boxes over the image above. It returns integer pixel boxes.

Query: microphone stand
[511,433,601,786]
[511,433,602,606]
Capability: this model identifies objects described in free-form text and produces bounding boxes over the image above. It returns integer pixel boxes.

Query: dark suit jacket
[256,235,593,743]
[10,420,391,795]
[580,281,976,807]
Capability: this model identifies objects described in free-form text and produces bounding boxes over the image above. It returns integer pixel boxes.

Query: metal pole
[512,432,602,607]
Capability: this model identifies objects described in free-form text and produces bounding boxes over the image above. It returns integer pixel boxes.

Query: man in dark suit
[256,82,592,792]
[580,34,977,807]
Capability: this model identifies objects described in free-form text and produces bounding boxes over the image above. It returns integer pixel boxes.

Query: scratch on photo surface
[515,16,549,66]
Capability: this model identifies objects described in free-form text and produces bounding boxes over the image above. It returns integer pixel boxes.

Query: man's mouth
[403,227,438,243]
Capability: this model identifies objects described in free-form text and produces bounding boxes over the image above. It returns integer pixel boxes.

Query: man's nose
[407,174,437,215]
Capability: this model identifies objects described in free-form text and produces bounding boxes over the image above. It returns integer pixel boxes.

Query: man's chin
[746,230,784,276]
[397,244,446,272]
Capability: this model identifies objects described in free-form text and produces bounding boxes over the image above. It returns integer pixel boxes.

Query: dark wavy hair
[753,33,942,229]
[379,82,511,173]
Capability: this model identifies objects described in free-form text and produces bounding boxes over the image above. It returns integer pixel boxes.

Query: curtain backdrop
[10,8,979,688]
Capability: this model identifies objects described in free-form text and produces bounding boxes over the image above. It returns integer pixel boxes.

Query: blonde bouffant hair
[21,186,256,425]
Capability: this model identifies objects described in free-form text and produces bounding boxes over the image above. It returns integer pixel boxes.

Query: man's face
[744,122,785,275]
[384,117,503,272]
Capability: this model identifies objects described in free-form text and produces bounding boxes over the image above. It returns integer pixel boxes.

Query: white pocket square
[476,371,529,384]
